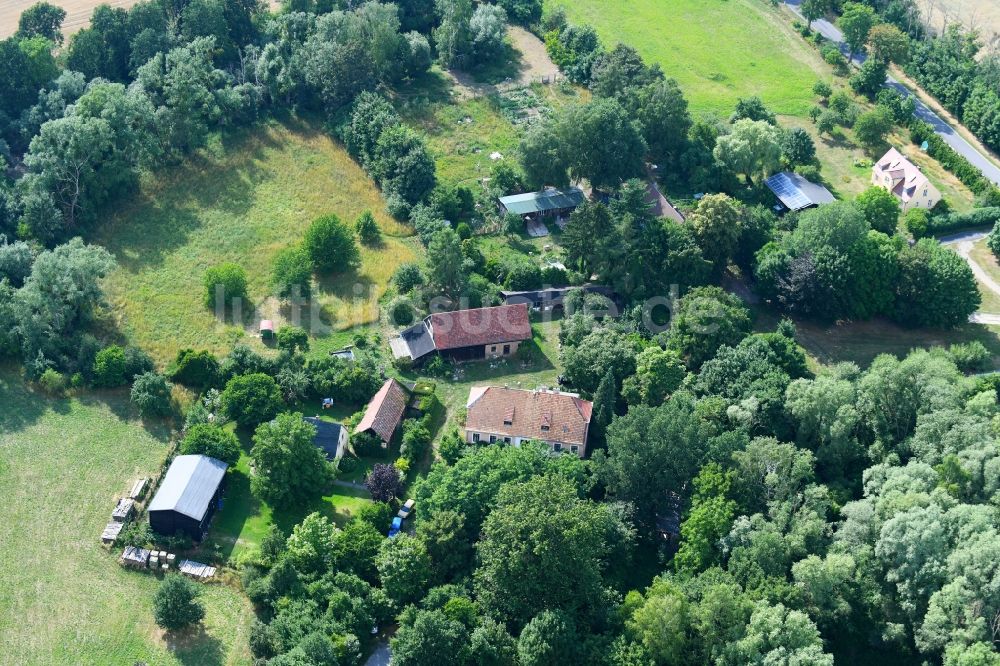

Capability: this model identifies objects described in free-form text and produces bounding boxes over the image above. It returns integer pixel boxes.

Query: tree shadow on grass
[393,69,459,117]
[0,366,70,434]
[94,119,302,273]
[199,468,256,563]
[165,624,224,666]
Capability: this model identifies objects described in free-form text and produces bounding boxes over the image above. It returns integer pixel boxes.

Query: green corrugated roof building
[498,187,586,216]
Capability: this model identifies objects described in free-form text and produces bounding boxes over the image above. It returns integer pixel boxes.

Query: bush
[203,263,248,309]
[124,346,155,381]
[38,368,66,395]
[180,423,241,466]
[949,341,991,373]
[393,262,424,293]
[357,501,395,532]
[130,372,173,417]
[117,521,154,548]
[276,326,309,353]
[167,349,220,388]
[813,80,832,100]
[355,210,382,247]
[304,214,360,273]
[400,418,431,464]
[822,46,848,72]
[904,208,930,239]
[456,222,472,240]
[438,429,466,464]
[926,207,1000,235]
[92,345,127,388]
[990,222,1000,258]
[270,245,313,299]
[153,575,205,631]
[352,429,383,456]
[425,355,451,378]
[220,373,283,429]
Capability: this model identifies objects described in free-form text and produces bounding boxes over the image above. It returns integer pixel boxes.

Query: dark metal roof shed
[148,455,228,522]
[303,417,344,460]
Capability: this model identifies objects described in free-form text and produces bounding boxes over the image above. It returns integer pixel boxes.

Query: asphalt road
[784,0,1000,187]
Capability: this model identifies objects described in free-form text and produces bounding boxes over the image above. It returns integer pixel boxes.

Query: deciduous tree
[250,412,334,508]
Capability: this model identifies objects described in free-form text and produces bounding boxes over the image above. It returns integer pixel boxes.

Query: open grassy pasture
[97,118,418,365]
[551,0,828,118]
[0,370,253,665]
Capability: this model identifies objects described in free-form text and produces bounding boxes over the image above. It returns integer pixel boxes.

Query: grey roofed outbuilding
[498,187,586,216]
[303,416,347,460]
[765,172,836,211]
[389,321,436,361]
[148,455,228,521]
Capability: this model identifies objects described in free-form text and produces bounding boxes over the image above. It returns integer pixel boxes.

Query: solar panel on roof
[766,173,814,211]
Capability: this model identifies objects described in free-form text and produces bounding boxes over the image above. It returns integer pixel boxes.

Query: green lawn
[0,370,253,665]
[204,449,375,562]
[97,117,419,366]
[551,0,828,118]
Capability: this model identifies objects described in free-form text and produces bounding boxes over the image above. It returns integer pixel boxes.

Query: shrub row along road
[784,0,1000,187]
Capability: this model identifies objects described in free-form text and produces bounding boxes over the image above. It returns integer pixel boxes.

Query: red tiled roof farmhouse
[428,303,531,350]
[465,386,593,447]
[356,378,408,443]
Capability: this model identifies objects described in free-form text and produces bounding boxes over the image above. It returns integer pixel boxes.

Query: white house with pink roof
[871,147,941,213]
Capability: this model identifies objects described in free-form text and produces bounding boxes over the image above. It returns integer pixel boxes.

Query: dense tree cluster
[754,200,978,326]
[906,25,1000,155]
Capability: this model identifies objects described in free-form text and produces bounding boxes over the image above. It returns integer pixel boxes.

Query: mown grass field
[551,0,828,118]
[0,370,253,665]
[98,117,418,366]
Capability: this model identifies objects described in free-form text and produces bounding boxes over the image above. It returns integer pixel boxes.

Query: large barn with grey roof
[148,454,228,540]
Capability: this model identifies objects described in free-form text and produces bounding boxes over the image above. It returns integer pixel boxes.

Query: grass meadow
[0,370,253,665]
[551,0,828,118]
[97,117,418,365]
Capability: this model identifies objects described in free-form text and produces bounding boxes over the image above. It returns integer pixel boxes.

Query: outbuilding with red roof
[389,303,532,363]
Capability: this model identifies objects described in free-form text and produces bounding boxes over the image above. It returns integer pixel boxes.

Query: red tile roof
[465,387,593,449]
[356,379,408,443]
[427,304,532,350]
